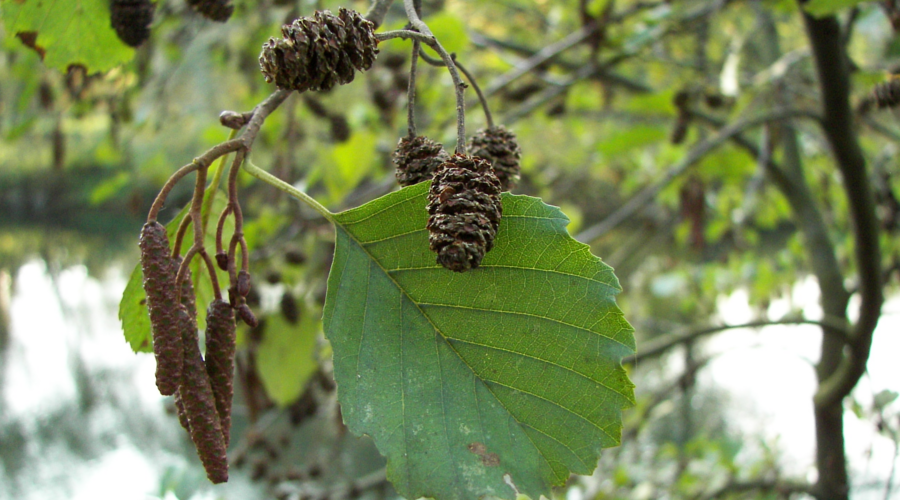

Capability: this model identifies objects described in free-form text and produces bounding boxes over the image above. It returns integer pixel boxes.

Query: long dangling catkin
[178,305,229,484]
[204,299,237,447]
[140,221,183,396]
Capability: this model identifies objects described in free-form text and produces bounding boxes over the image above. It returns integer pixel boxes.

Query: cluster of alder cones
[110,0,234,48]
[392,127,522,272]
[257,8,523,273]
[138,7,524,483]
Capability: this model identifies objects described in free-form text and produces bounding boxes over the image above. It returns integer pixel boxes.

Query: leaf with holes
[323,182,635,500]
[1,0,134,72]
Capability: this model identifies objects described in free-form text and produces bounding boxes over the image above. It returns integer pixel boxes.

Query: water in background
[1,260,898,499]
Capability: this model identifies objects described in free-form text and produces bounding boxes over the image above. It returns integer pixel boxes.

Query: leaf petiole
[242,160,335,222]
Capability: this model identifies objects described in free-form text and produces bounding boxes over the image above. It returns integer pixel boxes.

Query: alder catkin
[427,155,503,272]
[109,0,155,48]
[178,306,229,484]
[204,299,237,447]
[236,270,251,297]
[237,303,259,327]
[139,221,182,396]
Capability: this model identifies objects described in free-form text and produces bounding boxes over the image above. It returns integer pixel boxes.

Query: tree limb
[575,109,821,243]
[799,6,883,410]
[695,479,819,500]
[364,0,395,28]
[625,318,849,365]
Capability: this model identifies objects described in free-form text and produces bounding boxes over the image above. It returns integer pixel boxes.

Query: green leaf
[1,0,134,72]
[119,191,232,353]
[803,0,868,17]
[256,306,320,406]
[323,182,635,500]
[425,12,467,55]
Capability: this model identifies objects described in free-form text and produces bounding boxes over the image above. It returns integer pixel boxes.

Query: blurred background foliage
[1,0,899,499]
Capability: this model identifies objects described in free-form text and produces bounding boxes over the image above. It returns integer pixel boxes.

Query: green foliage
[0,0,133,72]
[324,182,635,500]
[256,305,320,406]
[803,0,869,17]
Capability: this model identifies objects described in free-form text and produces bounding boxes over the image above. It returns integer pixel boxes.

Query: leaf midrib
[335,214,559,494]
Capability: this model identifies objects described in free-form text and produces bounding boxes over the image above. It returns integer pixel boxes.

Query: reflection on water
[0,261,897,499]
[0,260,262,500]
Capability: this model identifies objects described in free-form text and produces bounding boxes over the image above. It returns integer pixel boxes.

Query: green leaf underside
[324,182,636,500]
[1,0,133,72]
[119,191,233,353]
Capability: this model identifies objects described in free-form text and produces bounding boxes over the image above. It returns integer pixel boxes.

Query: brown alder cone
[259,8,377,92]
[139,221,182,396]
[185,0,234,22]
[467,126,522,191]
[178,305,229,484]
[426,155,503,272]
[873,78,900,109]
[204,299,237,447]
[393,135,450,187]
[109,0,154,47]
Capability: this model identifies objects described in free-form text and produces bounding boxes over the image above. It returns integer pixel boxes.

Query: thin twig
[575,109,822,243]
[419,50,494,129]
[241,90,292,151]
[147,139,242,221]
[364,0,395,28]
[407,41,420,138]
[402,1,469,154]
[627,318,851,365]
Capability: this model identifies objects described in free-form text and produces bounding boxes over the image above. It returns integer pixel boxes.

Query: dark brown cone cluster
[427,155,503,272]
[393,135,450,187]
[140,222,182,396]
[259,8,378,92]
[467,126,522,191]
[873,79,900,109]
[110,0,155,47]
[185,0,234,22]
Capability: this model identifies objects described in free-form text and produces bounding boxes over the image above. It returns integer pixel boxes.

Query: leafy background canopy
[324,182,635,500]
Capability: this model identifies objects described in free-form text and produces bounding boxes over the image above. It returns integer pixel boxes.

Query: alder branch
[800,8,884,409]
[469,31,653,94]
[625,318,849,365]
[241,89,292,151]
[364,0,395,28]
[379,14,469,153]
[575,109,821,243]
[484,23,599,97]
[418,50,494,128]
[695,479,819,500]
